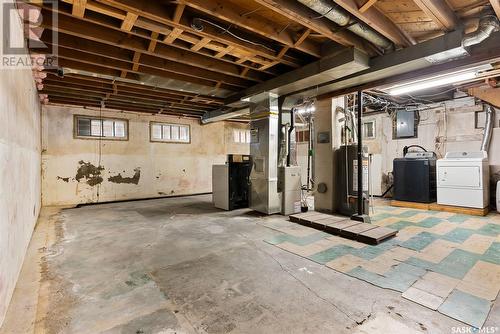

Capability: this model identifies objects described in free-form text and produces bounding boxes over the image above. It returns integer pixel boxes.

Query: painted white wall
[0,9,42,327]
[41,105,249,206]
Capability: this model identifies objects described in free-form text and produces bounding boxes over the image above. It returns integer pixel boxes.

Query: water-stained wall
[0,15,42,328]
[41,105,249,206]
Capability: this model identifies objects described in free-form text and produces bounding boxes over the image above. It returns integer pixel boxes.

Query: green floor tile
[400,232,438,251]
[432,249,481,279]
[447,214,472,223]
[418,217,442,228]
[440,228,475,243]
[371,213,394,221]
[347,267,386,286]
[351,245,388,260]
[308,245,356,264]
[383,266,422,292]
[476,224,500,237]
[391,262,427,277]
[438,290,491,328]
[481,242,500,265]
[387,220,414,231]
[404,257,435,271]
[264,232,329,246]
[398,210,423,218]
[265,234,290,245]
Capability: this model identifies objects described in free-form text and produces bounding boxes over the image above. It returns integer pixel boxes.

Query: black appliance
[335,145,369,216]
[393,148,436,203]
[228,154,251,210]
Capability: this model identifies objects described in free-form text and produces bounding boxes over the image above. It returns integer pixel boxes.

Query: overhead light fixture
[386,65,491,96]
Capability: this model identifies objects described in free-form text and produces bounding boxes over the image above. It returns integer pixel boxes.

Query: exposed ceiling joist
[332,0,416,46]
[359,0,378,13]
[93,0,302,68]
[412,0,461,31]
[180,0,322,57]
[250,0,373,55]
[490,0,500,19]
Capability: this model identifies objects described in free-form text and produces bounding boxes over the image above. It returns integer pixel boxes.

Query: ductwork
[480,104,495,153]
[462,8,499,48]
[297,0,394,52]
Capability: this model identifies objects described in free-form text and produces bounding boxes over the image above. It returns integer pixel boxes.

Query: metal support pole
[351,91,370,223]
[357,91,363,215]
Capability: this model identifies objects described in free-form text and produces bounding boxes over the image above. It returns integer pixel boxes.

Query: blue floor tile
[432,249,481,279]
[308,245,356,264]
[447,214,472,223]
[440,228,475,243]
[400,232,438,251]
[476,224,500,237]
[418,217,442,228]
[481,242,500,265]
[438,290,491,328]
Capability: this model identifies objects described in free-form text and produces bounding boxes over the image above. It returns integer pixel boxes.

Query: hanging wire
[192,18,277,52]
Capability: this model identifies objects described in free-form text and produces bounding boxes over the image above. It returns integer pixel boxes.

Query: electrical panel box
[394,111,417,139]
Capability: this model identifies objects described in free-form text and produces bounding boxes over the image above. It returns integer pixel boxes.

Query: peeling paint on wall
[75,161,104,186]
[108,168,141,185]
[56,176,70,182]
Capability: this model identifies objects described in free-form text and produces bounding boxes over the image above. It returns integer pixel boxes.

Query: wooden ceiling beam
[331,0,415,46]
[57,1,285,74]
[47,73,224,103]
[412,0,461,31]
[72,0,87,17]
[180,0,322,57]
[489,0,500,19]
[251,0,373,54]
[39,15,269,82]
[92,0,301,67]
[120,11,138,31]
[359,0,378,13]
[50,45,250,90]
[43,81,216,110]
[190,37,211,52]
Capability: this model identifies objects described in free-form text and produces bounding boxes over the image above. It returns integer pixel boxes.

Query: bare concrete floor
[2,194,495,334]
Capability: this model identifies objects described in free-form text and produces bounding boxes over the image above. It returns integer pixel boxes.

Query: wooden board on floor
[358,227,398,245]
[391,200,431,210]
[391,200,489,216]
[428,203,489,216]
[289,212,397,245]
[340,223,378,239]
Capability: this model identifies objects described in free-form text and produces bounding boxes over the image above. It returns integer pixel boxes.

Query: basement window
[363,120,376,139]
[233,129,251,144]
[74,115,128,140]
[150,122,190,143]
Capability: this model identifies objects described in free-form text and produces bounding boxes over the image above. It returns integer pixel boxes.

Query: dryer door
[438,166,481,188]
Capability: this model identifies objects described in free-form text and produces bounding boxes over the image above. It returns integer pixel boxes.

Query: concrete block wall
[41,105,250,206]
[0,9,42,327]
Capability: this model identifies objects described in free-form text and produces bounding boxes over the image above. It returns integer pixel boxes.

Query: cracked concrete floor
[1,194,486,334]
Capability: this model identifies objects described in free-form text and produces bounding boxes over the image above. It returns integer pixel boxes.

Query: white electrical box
[437,152,489,209]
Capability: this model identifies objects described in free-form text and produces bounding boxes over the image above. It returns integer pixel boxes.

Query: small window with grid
[150,122,190,143]
[75,115,128,140]
[233,129,251,143]
[363,120,376,139]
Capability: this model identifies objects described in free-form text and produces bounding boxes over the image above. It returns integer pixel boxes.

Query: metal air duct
[480,104,495,153]
[297,0,394,51]
[462,8,500,48]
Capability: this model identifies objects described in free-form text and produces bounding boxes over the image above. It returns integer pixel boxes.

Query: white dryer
[437,151,489,209]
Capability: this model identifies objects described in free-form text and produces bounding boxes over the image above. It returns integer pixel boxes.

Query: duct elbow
[462,8,499,48]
